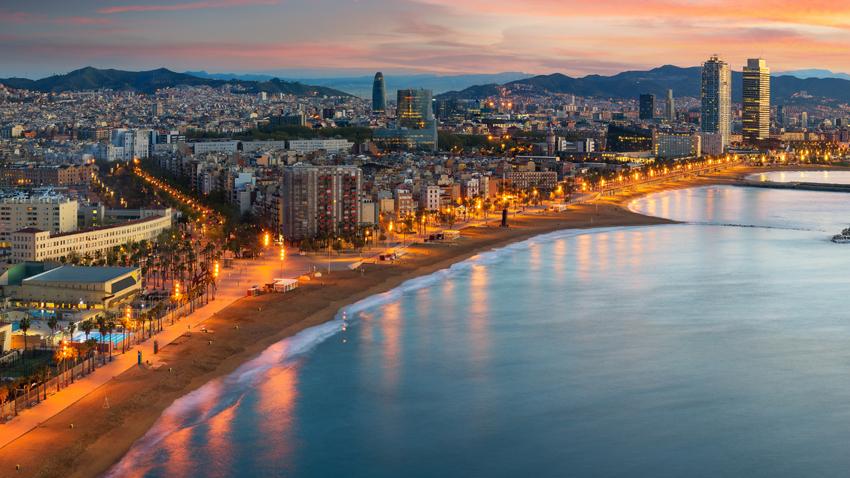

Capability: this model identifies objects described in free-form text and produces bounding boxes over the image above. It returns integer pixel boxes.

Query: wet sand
[0,164,825,478]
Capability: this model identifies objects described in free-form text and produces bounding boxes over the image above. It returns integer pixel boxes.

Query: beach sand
[0,164,830,478]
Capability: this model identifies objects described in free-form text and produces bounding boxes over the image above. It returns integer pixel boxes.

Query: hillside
[437,65,850,104]
[0,67,351,96]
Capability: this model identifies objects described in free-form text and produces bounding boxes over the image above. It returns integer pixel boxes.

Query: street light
[279,246,285,277]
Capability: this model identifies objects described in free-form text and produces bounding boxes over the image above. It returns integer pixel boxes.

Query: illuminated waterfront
[111,186,850,477]
[748,170,850,185]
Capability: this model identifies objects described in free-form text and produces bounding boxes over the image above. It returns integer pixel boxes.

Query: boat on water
[831,227,850,243]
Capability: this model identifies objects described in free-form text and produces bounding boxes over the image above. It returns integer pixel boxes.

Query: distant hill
[0,67,352,96]
[778,69,850,81]
[437,65,850,104]
[185,71,533,97]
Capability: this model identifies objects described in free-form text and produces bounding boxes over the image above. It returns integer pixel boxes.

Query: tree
[19,317,31,356]
[47,315,59,347]
[80,320,94,342]
[66,322,77,343]
[96,316,108,364]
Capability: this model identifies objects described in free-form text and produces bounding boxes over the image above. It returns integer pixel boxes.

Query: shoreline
[0,164,834,477]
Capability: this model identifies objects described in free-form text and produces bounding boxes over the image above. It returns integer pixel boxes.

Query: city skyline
[2,1,850,78]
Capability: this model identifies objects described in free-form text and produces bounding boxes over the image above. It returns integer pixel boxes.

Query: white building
[700,132,725,156]
[10,210,172,263]
[653,132,701,159]
[0,193,78,242]
[192,141,240,155]
[287,139,353,154]
[109,129,153,161]
[421,185,441,211]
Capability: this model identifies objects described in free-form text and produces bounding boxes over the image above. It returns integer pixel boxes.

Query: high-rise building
[397,89,434,128]
[700,55,732,150]
[374,88,438,151]
[665,89,675,122]
[281,164,362,241]
[801,111,808,129]
[742,58,770,143]
[372,72,386,114]
[639,94,655,120]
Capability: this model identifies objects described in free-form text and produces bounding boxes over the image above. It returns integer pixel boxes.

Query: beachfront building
[4,265,141,309]
[281,164,362,241]
[505,171,558,192]
[653,132,702,159]
[742,58,771,143]
[9,210,172,263]
[0,192,78,242]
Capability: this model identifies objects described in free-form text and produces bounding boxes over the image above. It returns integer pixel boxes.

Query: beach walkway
[0,256,290,450]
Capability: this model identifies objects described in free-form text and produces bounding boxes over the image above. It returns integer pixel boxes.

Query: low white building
[10,211,172,263]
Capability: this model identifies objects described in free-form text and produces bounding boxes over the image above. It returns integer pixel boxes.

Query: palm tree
[105,318,116,361]
[96,316,108,364]
[46,315,59,348]
[18,317,31,357]
[66,322,76,343]
[80,320,93,342]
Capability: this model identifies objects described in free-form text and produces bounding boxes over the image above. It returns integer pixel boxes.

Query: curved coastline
[104,225,636,476]
[0,163,837,477]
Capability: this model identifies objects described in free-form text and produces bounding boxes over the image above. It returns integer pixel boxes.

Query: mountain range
[185,71,533,97]
[437,65,850,104]
[779,69,850,81]
[0,67,351,96]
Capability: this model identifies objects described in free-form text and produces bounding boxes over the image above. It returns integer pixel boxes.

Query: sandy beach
[0,163,834,478]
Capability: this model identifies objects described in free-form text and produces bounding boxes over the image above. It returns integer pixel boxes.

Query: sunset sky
[2,0,849,78]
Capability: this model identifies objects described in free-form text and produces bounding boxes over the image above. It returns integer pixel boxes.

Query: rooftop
[23,266,138,284]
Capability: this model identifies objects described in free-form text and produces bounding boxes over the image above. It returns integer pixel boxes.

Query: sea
[107,181,850,478]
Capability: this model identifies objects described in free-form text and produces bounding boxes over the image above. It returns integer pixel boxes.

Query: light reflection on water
[111,186,850,478]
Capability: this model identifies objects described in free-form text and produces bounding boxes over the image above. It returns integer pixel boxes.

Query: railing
[0,355,98,422]
[0,290,213,423]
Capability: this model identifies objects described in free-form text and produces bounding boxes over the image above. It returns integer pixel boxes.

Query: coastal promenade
[0,163,772,477]
[0,255,291,450]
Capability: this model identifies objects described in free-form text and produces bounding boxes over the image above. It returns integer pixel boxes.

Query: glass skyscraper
[742,58,770,143]
[372,72,386,114]
[397,88,434,128]
[701,55,731,149]
[639,93,655,120]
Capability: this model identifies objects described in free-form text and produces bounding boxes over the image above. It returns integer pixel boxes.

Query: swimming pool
[71,332,130,346]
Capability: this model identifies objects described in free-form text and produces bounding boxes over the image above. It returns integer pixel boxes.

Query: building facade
[0,163,96,187]
[281,164,362,241]
[665,89,675,122]
[10,211,172,263]
[653,132,701,159]
[639,94,655,120]
[742,58,771,143]
[701,55,732,150]
[0,194,78,242]
[372,72,387,114]
[505,171,558,192]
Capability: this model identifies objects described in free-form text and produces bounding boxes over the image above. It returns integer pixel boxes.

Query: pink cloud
[54,17,114,26]
[98,0,279,14]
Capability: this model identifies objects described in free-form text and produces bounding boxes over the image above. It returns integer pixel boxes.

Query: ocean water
[747,169,850,185]
[109,186,850,478]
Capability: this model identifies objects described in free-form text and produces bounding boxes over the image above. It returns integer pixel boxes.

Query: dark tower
[372,72,386,115]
